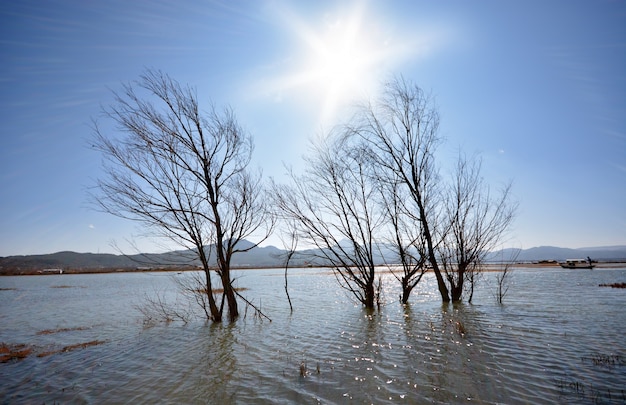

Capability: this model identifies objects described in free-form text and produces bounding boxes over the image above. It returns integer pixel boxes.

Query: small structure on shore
[559,257,594,269]
[40,268,63,274]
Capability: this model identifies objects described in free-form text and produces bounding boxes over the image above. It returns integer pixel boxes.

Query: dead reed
[37,340,107,358]
[0,343,32,363]
[36,326,91,335]
[191,287,249,294]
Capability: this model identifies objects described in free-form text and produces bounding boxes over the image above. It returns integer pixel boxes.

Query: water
[1,267,625,404]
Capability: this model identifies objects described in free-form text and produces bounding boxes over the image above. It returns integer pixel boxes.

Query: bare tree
[495,249,519,304]
[347,77,450,302]
[496,262,514,304]
[378,177,429,304]
[92,70,273,322]
[347,77,516,303]
[278,221,299,313]
[273,135,384,309]
[438,155,517,302]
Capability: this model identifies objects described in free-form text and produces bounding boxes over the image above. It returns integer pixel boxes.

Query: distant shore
[1,261,625,276]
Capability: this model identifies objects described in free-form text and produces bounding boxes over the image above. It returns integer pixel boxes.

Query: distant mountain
[1,243,625,275]
[486,245,626,262]
[0,242,294,275]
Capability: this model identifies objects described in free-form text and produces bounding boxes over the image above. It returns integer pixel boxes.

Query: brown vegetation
[1,339,106,362]
[37,340,107,358]
[599,283,626,288]
[0,343,32,363]
[36,326,91,335]
[50,285,86,289]
[192,287,249,294]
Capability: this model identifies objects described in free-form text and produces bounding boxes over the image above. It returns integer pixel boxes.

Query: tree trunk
[450,267,465,302]
[419,201,450,302]
[400,276,412,304]
[401,286,411,305]
[467,272,475,303]
[431,262,451,302]
[204,269,221,322]
[198,251,221,322]
[450,282,463,302]
[215,231,239,321]
[221,270,239,321]
[364,281,375,309]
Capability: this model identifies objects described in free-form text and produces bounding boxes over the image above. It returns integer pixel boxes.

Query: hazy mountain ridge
[1,244,625,275]
[485,245,626,262]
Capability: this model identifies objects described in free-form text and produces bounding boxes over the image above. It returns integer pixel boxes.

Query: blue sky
[1,0,625,256]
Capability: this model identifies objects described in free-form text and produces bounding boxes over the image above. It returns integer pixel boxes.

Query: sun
[307,17,369,90]
[297,9,379,123]
[265,3,404,126]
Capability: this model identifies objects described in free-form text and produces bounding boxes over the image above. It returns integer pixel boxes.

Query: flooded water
[1,267,625,404]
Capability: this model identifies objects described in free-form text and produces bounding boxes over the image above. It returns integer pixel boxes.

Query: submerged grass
[37,326,91,335]
[599,282,626,288]
[192,287,249,294]
[581,353,624,367]
[555,377,626,404]
[1,340,107,362]
[50,285,87,289]
[37,340,107,358]
[0,343,33,363]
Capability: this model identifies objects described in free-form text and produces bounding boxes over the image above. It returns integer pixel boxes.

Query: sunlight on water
[1,268,625,404]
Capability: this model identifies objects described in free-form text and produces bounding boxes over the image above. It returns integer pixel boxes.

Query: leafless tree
[495,249,519,304]
[136,285,194,325]
[278,221,299,313]
[347,77,516,303]
[92,70,273,322]
[495,262,514,304]
[378,177,429,304]
[272,135,384,309]
[347,77,450,302]
[438,155,517,302]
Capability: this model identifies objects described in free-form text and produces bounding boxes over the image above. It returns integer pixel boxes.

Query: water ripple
[1,268,625,403]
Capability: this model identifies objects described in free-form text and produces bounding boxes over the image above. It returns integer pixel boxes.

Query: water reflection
[175,323,239,403]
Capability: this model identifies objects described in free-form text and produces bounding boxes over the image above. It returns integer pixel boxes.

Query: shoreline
[1,262,625,276]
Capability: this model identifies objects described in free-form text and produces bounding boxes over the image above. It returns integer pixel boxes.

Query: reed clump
[0,343,32,363]
[37,326,90,335]
[50,285,86,288]
[1,339,107,361]
[299,361,307,377]
[581,353,623,367]
[192,287,249,294]
[37,340,107,358]
[455,321,466,336]
[555,377,625,404]
[598,282,626,288]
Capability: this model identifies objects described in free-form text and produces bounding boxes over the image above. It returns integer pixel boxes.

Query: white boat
[559,258,595,269]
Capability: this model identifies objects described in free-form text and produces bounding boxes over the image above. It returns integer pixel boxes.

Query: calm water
[1,267,625,404]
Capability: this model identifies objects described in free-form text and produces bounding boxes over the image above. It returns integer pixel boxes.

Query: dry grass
[50,285,86,289]
[0,343,33,363]
[455,321,466,336]
[36,326,91,335]
[599,282,626,288]
[37,340,107,358]
[1,339,107,361]
[192,287,249,294]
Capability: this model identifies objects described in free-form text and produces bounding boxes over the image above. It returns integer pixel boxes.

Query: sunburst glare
[261,2,418,126]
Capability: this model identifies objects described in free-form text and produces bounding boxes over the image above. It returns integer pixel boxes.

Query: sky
[1,0,625,256]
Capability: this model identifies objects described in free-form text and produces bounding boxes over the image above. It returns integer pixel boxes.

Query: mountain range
[1,243,625,275]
